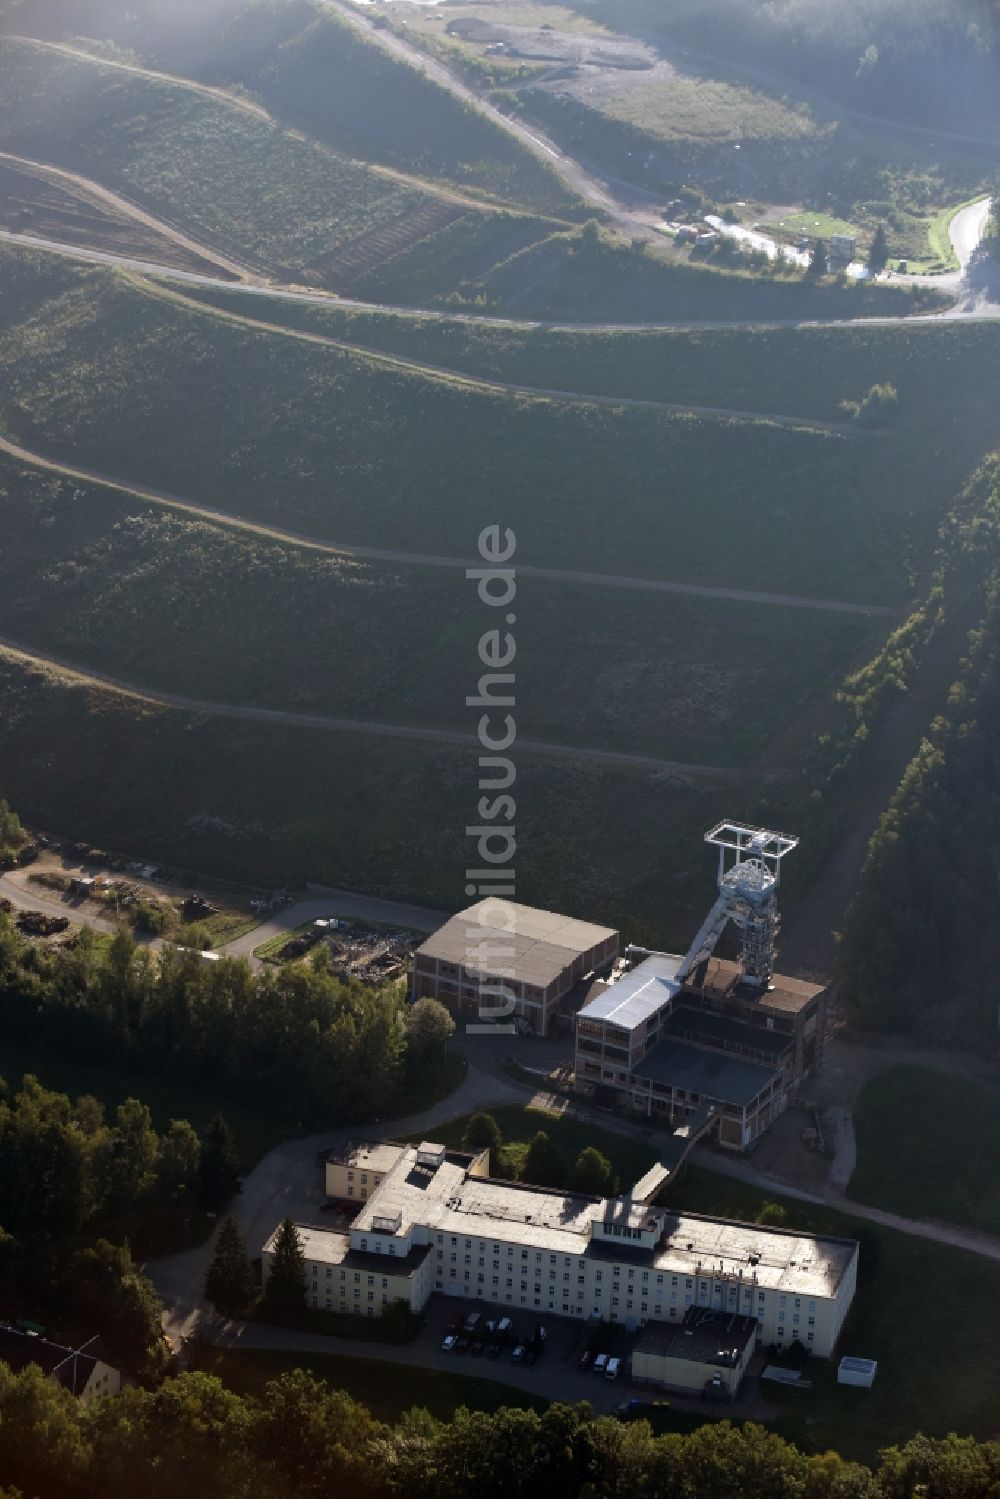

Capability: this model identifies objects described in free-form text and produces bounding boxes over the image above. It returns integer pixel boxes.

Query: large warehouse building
[264,1139,858,1363]
[412,899,618,1034]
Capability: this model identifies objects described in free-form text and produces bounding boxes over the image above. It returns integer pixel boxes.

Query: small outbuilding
[632,1309,758,1399]
[838,1355,877,1388]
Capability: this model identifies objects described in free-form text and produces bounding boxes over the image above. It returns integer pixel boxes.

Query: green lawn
[407,1103,662,1191]
[190,1345,547,1422]
[0,1036,287,1168]
[665,1166,1000,1463]
[851,1066,1000,1235]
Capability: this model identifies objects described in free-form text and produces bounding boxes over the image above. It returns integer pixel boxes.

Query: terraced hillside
[0,35,563,297]
[1,0,580,214]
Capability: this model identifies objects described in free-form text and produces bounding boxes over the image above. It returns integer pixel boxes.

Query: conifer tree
[205,1215,254,1316]
[197,1112,240,1209]
[264,1218,307,1316]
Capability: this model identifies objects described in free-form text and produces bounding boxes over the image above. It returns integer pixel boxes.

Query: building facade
[266,1141,858,1359]
[574,952,826,1148]
[412,901,618,1035]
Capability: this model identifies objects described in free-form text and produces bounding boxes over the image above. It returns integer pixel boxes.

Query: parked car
[606,1358,622,1381]
[455,1337,470,1354]
[577,1349,594,1371]
[469,1340,484,1358]
[497,1317,512,1335]
[511,1345,526,1362]
[447,1316,463,1335]
[486,1342,502,1359]
[441,1335,457,1352]
[465,1313,482,1332]
[593,1354,609,1375]
[524,1348,538,1368]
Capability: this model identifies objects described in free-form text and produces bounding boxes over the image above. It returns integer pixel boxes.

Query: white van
[593,1353,609,1375]
[605,1357,621,1381]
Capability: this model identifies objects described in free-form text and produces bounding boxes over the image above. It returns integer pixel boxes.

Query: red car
[578,1349,594,1371]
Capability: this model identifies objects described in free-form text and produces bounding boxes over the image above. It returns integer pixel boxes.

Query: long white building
[264,1140,858,1360]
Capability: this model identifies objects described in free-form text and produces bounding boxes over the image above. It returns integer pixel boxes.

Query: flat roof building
[632,1309,759,1397]
[413,900,618,1035]
[267,1140,858,1360]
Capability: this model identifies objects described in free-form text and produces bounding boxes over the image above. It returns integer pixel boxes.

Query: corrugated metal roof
[577,952,683,1030]
[415,901,617,988]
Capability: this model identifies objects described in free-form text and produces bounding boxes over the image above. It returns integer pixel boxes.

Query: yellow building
[326,1142,407,1204]
[261,1221,436,1316]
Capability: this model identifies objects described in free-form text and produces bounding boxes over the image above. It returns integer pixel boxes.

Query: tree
[197,1113,240,1210]
[807,237,827,278]
[0,799,26,861]
[757,1201,789,1227]
[264,1217,307,1317]
[522,1131,565,1188]
[462,1112,504,1157]
[868,223,889,272]
[204,1216,254,1316]
[568,1146,617,1197]
[156,1119,201,1207]
[405,997,455,1060]
[99,1099,159,1215]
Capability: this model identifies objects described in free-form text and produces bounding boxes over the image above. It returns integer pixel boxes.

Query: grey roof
[577,952,683,1030]
[634,1037,777,1107]
[0,1327,106,1396]
[416,901,617,989]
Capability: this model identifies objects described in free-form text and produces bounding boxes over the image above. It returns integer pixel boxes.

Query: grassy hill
[1,0,580,215]
[0,250,957,606]
[0,457,885,767]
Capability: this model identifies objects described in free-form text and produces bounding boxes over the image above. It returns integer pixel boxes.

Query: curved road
[0,634,741,781]
[0,433,894,616]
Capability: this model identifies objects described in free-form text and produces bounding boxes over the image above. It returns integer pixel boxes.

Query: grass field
[665,1165,1000,1462]
[190,1345,547,1422]
[851,1066,1000,1235]
[0,250,959,606]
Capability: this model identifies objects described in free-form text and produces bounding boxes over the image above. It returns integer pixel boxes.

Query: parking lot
[424,1294,640,1412]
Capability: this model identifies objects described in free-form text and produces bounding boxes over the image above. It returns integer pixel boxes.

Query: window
[808,1317,815,1327]
[382,1278,388,1289]
[311,1266,318,1277]
[367,1275,374,1286]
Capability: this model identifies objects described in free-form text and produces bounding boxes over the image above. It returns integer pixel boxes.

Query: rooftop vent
[416,1142,446,1168]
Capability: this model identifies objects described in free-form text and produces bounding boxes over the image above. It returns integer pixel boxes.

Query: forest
[0,1366,997,1499]
[0,912,411,1128]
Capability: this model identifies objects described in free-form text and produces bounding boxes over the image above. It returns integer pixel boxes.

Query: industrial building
[412,900,618,1034]
[264,1139,858,1361]
[574,822,826,1148]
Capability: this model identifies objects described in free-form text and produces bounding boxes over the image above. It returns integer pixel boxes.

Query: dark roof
[635,1309,758,1368]
[634,1037,776,1107]
[0,1326,105,1396]
[664,1005,794,1060]
[342,1242,433,1277]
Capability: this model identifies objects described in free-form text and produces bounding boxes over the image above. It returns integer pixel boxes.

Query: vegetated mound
[0,0,581,215]
[852,1066,1000,1235]
[0,35,506,288]
[0,645,726,942]
[838,474,1000,1035]
[582,0,1000,139]
[0,249,937,604]
[0,459,886,767]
